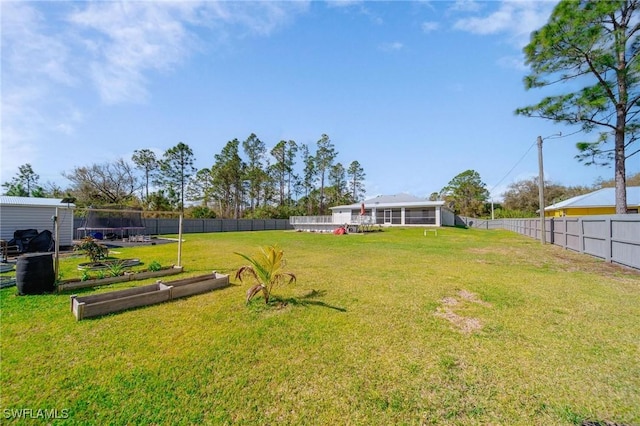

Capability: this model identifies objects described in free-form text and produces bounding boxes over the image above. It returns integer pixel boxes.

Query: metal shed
[0,196,76,248]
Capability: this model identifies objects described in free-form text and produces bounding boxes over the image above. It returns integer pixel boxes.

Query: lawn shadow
[273,289,347,312]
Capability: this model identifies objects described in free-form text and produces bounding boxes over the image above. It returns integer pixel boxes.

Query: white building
[0,196,76,247]
[290,194,455,232]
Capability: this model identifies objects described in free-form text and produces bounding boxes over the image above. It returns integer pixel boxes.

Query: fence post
[605,217,612,263]
[177,214,183,267]
[579,217,585,254]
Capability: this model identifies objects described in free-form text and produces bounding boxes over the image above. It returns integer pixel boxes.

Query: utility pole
[537,135,546,244]
[54,207,59,278]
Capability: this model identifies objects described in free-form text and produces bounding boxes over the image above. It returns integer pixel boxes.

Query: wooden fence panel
[483,215,639,270]
[611,218,640,269]
[204,220,223,233]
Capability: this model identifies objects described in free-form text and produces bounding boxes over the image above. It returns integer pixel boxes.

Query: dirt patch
[466,247,513,256]
[434,308,483,334]
[458,290,492,307]
[434,290,491,334]
[441,297,459,306]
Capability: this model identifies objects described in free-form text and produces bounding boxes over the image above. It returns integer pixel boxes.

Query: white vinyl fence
[462,215,640,270]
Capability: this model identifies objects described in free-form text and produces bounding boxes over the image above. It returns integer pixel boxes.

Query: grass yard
[1,227,639,425]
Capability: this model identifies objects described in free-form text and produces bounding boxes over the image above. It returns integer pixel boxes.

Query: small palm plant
[235,245,296,304]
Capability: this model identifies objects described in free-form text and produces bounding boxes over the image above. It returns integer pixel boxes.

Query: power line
[488,141,536,195]
[488,130,581,196]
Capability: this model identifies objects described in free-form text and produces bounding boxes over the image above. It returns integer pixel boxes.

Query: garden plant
[235,244,297,304]
[73,236,109,264]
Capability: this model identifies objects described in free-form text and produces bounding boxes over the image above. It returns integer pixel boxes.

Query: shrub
[148,260,162,272]
[74,237,108,264]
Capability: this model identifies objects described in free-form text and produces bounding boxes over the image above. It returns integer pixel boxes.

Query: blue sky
[2,0,638,202]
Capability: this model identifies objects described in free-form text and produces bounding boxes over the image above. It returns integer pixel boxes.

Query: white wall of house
[294,195,459,231]
[0,200,75,247]
[440,207,455,226]
[332,209,352,224]
[332,206,455,226]
[331,205,455,227]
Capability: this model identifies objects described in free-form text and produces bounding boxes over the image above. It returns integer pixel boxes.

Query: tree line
[436,169,640,219]
[4,156,638,221]
[1,134,366,219]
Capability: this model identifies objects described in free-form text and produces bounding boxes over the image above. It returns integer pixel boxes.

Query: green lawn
[1,227,639,425]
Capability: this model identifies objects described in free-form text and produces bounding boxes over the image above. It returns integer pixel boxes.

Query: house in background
[290,194,455,232]
[0,196,76,247]
[544,186,640,217]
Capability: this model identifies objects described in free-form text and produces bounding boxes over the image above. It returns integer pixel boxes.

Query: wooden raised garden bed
[70,272,230,320]
[58,266,184,292]
[77,258,142,270]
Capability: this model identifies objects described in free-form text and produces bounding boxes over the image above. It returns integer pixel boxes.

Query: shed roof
[544,186,640,211]
[331,193,446,210]
[0,196,76,208]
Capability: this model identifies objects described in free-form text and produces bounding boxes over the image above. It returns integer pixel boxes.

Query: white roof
[331,193,446,210]
[0,196,76,208]
[544,186,640,211]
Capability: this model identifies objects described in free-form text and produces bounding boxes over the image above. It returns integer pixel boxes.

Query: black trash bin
[16,253,55,295]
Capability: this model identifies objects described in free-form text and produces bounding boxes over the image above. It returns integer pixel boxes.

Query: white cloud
[421,21,439,33]
[449,0,483,13]
[55,123,75,136]
[0,87,45,182]
[1,2,76,86]
[68,2,199,104]
[325,0,363,8]
[1,1,309,180]
[379,42,404,52]
[497,55,528,71]
[325,0,382,24]
[452,1,556,47]
[3,1,311,107]
[29,1,309,105]
[0,2,78,180]
[454,8,511,35]
[203,1,310,37]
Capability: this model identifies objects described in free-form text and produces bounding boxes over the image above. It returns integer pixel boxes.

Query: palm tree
[235,245,296,304]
